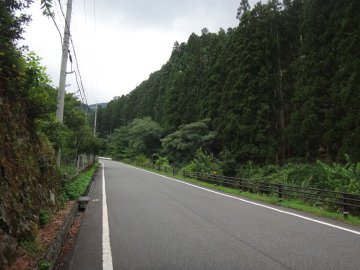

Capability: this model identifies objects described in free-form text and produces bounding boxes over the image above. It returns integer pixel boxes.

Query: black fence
[137,162,360,217]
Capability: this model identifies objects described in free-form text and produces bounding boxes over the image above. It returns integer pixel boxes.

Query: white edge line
[121,162,360,236]
[101,162,114,270]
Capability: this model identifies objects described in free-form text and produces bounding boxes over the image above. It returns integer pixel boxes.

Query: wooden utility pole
[56,0,73,122]
[56,0,73,165]
[94,103,98,136]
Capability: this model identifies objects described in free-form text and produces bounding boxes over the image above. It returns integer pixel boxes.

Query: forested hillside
[97,0,359,165]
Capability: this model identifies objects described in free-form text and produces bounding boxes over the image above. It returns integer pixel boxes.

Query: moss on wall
[0,94,62,268]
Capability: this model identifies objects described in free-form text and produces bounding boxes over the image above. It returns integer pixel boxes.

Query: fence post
[234,181,240,190]
[277,184,283,201]
[239,179,243,191]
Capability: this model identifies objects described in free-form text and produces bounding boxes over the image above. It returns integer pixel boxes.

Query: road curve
[69,159,360,270]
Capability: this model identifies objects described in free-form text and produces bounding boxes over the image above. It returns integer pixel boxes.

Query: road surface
[68,159,360,270]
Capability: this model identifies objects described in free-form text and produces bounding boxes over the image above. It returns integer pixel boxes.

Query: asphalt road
[69,159,360,270]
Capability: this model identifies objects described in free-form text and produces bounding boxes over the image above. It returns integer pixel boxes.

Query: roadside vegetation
[103,116,360,195]
[63,164,98,200]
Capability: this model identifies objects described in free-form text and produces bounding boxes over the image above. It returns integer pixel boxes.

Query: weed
[63,165,96,200]
[39,258,51,270]
[20,239,42,257]
[39,209,51,226]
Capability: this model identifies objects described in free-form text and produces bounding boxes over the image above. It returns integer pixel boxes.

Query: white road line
[122,163,360,236]
[101,162,113,270]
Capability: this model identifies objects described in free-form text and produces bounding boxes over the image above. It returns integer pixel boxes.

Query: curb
[38,165,98,270]
[38,203,78,270]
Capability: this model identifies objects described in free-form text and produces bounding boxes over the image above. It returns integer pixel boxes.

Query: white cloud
[22,0,257,104]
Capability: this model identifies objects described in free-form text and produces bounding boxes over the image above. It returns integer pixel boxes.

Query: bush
[64,166,96,200]
[235,157,360,193]
[133,155,151,165]
[153,155,171,168]
[39,209,51,227]
[184,149,222,174]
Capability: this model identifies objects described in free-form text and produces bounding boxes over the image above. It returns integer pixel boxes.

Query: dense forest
[96,0,359,170]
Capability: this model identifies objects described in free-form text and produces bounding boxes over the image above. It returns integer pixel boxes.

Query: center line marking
[101,162,113,270]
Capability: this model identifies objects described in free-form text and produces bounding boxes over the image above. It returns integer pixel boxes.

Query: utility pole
[94,103,98,136]
[56,0,73,165]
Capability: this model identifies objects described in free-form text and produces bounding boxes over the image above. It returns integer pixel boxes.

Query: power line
[43,1,63,44]
[83,0,88,30]
[54,0,65,30]
[70,37,88,106]
[74,69,85,102]
[57,0,66,18]
[50,15,63,43]
[57,0,89,107]
[93,0,98,99]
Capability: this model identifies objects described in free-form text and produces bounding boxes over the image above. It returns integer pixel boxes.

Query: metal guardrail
[136,162,360,217]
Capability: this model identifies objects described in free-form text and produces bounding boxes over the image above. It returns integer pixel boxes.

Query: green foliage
[108,117,163,160]
[39,258,51,270]
[0,0,31,75]
[316,156,360,193]
[107,126,130,160]
[57,93,102,160]
[184,149,222,174]
[39,209,51,227]
[219,150,237,177]
[20,239,42,257]
[161,119,216,165]
[63,166,96,200]
[236,157,360,193]
[2,46,100,161]
[133,155,151,165]
[127,117,163,156]
[23,52,55,120]
[154,155,171,168]
[40,0,54,17]
[36,118,66,149]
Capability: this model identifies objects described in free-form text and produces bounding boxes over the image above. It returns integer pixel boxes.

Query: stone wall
[0,95,62,269]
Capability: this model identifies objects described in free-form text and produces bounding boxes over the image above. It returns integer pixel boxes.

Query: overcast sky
[23,0,258,105]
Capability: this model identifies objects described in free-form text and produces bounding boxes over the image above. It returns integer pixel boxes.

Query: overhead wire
[44,1,63,44]
[70,38,88,106]
[93,0,98,102]
[50,15,63,44]
[57,0,66,18]
[57,0,89,107]
[83,0,88,30]
[54,0,65,31]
